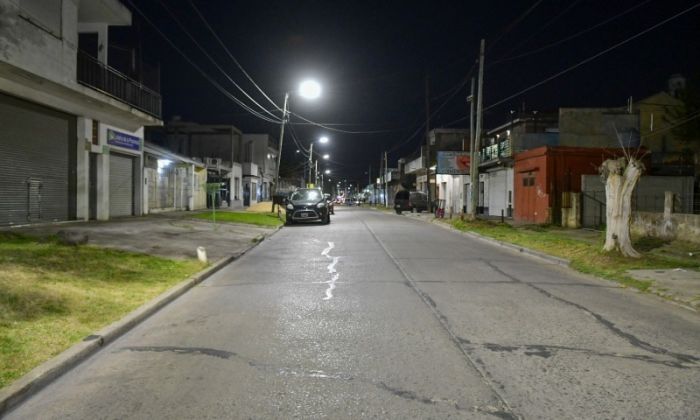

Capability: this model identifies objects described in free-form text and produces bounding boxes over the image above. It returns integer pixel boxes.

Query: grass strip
[192,211,282,227]
[445,218,700,292]
[0,233,204,389]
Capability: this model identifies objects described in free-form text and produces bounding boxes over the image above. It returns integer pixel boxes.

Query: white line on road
[321,242,340,300]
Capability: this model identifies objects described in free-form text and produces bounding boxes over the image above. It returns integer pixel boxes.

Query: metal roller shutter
[0,93,76,226]
[109,153,134,217]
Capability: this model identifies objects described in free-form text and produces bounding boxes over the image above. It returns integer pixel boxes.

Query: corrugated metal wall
[0,93,76,225]
[109,153,134,217]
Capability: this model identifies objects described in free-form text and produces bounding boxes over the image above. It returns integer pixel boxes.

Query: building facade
[0,0,161,225]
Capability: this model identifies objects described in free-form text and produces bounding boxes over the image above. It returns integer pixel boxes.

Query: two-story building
[0,0,162,225]
[241,134,278,204]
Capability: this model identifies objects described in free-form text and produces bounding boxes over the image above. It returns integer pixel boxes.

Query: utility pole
[384,151,389,207]
[467,76,475,216]
[273,92,289,212]
[424,74,431,212]
[379,152,384,206]
[469,39,485,219]
[368,165,373,204]
[307,142,314,187]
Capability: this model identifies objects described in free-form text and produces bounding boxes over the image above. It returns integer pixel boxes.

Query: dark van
[394,191,428,214]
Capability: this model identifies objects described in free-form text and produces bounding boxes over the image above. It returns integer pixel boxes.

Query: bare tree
[599,127,645,258]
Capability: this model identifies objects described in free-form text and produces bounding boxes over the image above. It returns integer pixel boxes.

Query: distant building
[147,119,244,208]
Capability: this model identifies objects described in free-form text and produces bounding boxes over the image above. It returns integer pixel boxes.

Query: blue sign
[107,129,141,151]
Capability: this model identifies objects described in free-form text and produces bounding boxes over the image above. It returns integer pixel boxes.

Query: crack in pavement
[461,340,699,369]
[359,216,520,420]
[481,260,700,366]
[117,345,482,415]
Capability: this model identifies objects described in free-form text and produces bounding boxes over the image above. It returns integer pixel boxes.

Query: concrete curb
[0,230,276,416]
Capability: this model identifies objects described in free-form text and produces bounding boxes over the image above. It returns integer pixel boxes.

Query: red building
[513,146,646,224]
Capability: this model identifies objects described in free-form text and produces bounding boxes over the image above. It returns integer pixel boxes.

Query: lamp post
[307,136,329,187]
[273,80,321,210]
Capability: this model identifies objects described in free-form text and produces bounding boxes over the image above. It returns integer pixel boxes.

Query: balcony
[77,50,162,118]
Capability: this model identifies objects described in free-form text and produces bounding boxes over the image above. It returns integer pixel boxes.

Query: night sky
[115,0,700,184]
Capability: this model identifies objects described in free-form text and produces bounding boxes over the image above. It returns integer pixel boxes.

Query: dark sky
[116,0,700,184]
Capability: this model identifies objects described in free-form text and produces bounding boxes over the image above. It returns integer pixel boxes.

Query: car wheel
[395,209,402,214]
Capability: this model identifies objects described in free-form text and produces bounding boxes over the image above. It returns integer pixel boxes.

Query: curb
[426,216,571,266]
[0,230,275,416]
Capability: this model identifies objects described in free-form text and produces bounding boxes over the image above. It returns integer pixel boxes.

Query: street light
[299,80,322,99]
[307,136,329,187]
[274,80,322,210]
[322,154,330,160]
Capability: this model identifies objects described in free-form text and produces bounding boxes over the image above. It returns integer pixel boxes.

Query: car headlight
[286,204,294,210]
[317,202,326,208]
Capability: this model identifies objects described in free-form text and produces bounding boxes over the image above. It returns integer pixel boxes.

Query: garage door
[109,153,134,217]
[0,93,76,225]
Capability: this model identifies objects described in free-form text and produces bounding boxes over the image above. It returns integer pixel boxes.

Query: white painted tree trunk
[601,157,643,258]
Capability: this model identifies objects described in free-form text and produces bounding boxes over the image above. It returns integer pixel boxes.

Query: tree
[599,154,644,258]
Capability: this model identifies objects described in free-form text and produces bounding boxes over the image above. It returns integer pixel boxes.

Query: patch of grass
[0,233,204,389]
[446,219,700,292]
[192,211,282,227]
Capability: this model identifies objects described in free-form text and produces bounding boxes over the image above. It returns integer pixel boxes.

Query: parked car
[394,191,428,214]
[285,188,330,225]
[324,193,335,215]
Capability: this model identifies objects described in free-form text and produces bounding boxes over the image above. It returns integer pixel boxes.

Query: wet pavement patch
[119,346,236,360]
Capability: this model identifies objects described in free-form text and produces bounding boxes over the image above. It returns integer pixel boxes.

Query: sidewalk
[8,210,278,262]
[399,211,700,311]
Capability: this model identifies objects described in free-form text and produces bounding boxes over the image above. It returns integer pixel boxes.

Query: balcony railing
[77,50,162,118]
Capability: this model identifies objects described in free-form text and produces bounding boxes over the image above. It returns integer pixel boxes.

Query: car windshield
[290,190,322,201]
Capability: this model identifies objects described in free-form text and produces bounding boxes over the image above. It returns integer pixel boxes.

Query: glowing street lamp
[323,154,330,160]
[299,80,322,99]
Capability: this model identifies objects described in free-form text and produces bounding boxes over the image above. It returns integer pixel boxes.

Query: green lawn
[445,219,700,291]
[0,233,204,389]
[192,211,283,227]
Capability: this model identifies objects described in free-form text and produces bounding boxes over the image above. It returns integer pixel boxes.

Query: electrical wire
[288,112,403,134]
[188,0,282,112]
[493,0,584,62]
[489,0,545,50]
[386,65,476,154]
[125,0,281,123]
[485,2,700,113]
[492,0,654,65]
[156,0,281,121]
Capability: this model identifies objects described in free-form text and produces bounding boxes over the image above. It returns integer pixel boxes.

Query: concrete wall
[559,108,640,149]
[0,0,79,87]
[632,211,700,244]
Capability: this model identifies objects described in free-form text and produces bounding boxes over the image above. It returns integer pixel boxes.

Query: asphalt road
[7,207,700,419]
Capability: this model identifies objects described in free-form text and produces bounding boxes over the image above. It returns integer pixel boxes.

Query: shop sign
[107,129,141,151]
[436,151,470,175]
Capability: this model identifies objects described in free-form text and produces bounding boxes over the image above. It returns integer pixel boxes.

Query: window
[522,173,535,187]
[19,0,62,38]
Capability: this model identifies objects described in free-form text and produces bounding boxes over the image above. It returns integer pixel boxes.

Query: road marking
[321,241,340,300]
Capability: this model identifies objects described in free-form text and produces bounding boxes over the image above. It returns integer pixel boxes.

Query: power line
[485,2,700,113]
[489,0,545,50]
[493,0,584,62]
[492,0,653,65]
[155,0,281,121]
[124,0,280,124]
[188,0,282,112]
[288,112,403,134]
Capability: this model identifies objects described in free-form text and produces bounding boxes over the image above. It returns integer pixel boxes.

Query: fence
[581,191,699,228]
